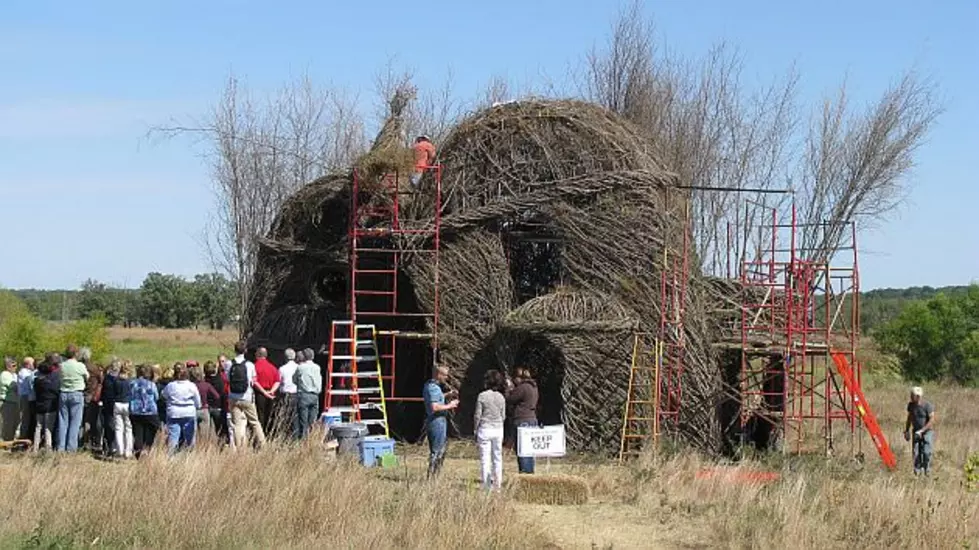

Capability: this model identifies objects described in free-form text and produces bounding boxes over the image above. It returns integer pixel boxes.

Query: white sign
[517,425,566,458]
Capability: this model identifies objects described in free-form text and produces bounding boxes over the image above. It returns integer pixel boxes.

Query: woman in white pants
[108,362,134,458]
[474,370,507,491]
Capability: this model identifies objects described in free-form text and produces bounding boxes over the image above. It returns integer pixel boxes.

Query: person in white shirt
[162,363,202,453]
[276,348,299,439]
[225,341,266,450]
[474,369,507,491]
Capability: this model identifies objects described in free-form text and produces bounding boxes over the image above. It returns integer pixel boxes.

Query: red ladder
[349,167,442,401]
[830,352,897,470]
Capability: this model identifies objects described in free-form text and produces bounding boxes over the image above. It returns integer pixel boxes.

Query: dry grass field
[8,329,965,548]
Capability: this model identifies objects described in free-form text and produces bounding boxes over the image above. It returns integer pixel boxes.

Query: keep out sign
[517,425,567,458]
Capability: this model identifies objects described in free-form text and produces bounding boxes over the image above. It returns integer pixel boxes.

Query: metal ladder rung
[330,355,378,361]
[376,330,435,339]
[329,404,385,413]
[330,371,381,378]
[330,338,377,345]
[329,388,382,396]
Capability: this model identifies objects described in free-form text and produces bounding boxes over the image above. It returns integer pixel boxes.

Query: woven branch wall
[246,99,726,454]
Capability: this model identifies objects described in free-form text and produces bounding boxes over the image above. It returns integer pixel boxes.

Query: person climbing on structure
[904,386,936,476]
[410,135,436,188]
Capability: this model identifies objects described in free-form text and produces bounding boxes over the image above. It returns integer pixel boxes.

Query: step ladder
[619,333,661,461]
[830,352,897,470]
[325,320,390,437]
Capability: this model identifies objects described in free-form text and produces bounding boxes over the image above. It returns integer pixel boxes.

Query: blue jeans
[167,417,196,452]
[296,392,319,439]
[427,416,447,478]
[517,421,538,474]
[57,391,84,452]
[913,430,934,474]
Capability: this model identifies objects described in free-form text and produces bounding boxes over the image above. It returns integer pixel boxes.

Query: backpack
[229,359,249,394]
[130,379,156,415]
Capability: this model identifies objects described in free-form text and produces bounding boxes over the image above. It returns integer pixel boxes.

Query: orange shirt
[412,141,436,173]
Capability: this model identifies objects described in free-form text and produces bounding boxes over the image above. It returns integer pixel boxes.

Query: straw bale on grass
[514,474,591,505]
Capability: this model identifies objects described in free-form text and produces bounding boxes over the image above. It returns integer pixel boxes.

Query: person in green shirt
[57,345,89,452]
[0,358,19,441]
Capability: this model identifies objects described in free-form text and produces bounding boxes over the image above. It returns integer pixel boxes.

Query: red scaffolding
[328,166,442,409]
[655,188,692,442]
[735,201,862,456]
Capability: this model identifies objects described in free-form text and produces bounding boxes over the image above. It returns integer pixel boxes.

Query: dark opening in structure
[513,336,566,427]
[502,221,564,305]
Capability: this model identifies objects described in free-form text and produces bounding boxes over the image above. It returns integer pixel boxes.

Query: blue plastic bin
[359,436,395,467]
[322,410,342,427]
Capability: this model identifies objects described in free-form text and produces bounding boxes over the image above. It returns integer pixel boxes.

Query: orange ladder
[619,333,660,461]
[830,352,897,470]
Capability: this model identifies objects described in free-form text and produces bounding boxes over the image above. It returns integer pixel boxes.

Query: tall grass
[0,446,543,549]
[566,383,979,548]
[6,326,976,550]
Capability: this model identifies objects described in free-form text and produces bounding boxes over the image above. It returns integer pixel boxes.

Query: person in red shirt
[252,347,280,437]
[410,135,436,188]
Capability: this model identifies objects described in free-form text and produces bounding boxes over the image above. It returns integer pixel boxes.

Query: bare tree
[479,75,513,107]
[373,61,463,146]
[157,74,367,330]
[796,73,941,260]
[583,1,939,276]
[583,1,798,275]
[584,0,656,120]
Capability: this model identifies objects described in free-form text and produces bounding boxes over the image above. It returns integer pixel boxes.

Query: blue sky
[1,0,976,290]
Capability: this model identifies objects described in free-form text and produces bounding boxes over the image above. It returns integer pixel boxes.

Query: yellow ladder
[619,333,661,461]
[326,322,390,437]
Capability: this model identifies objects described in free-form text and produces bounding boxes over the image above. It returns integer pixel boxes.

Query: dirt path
[516,501,708,549]
[400,450,710,549]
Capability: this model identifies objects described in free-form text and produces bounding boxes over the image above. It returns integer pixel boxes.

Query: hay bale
[513,474,591,505]
[355,83,418,191]
[354,146,415,191]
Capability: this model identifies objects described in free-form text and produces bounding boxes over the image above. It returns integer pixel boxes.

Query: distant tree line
[861,285,971,334]
[875,285,979,385]
[13,272,237,330]
[12,280,968,334]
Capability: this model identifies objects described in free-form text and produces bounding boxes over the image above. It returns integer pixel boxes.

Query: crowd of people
[2,336,547,488]
[0,341,324,456]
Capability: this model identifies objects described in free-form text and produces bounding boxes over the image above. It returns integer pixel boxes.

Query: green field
[106,327,237,365]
